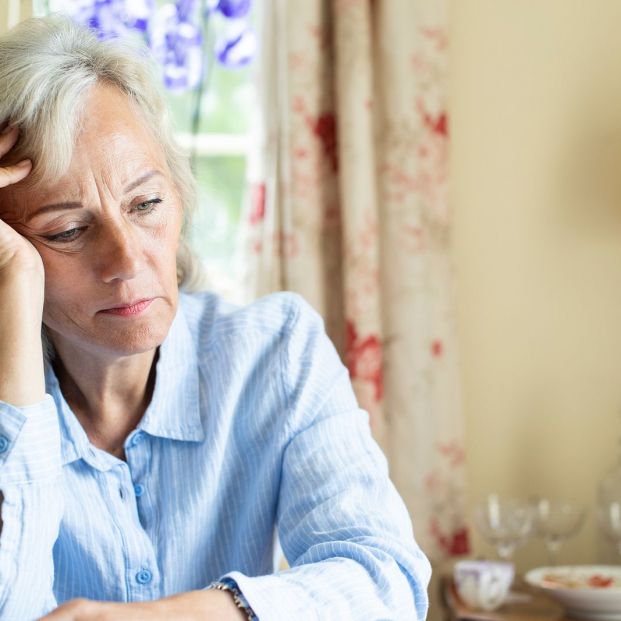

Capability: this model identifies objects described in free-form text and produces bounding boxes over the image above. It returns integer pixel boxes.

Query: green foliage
[166,61,254,135]
[188,155,246,267]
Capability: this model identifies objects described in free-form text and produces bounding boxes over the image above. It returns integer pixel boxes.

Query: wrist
[0,296,45,405]
[0,259,44,295]
[161,588,250,620]
[0,270,44,311]
[208,579,257,621]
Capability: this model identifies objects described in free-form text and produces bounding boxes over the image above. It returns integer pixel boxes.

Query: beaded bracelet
[208,577,258,620]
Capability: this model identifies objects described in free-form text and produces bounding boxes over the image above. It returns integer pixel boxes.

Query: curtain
[242,0,467,562]
[0,0,32,34]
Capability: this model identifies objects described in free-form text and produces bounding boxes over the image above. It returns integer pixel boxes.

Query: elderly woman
[0,15,430,621]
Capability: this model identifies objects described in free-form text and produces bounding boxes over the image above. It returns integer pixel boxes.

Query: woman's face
[0,84,183,359]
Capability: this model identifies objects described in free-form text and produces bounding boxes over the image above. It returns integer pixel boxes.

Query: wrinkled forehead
[0,84,169,220]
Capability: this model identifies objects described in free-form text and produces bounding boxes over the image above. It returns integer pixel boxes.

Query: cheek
[147,206,183,265]
[42,256,86,298]
[40,262,88,327]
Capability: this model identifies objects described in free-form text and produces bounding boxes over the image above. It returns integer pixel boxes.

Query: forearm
[0,272,45,405]
[0,478,61,618]
[224,544,429,621]
[37,587,249,620]
[0,396,62,618]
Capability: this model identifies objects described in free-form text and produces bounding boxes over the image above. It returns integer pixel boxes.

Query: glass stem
[497,544,515,561]
[546,538,562,566]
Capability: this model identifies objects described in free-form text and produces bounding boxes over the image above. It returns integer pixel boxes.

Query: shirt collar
[136,295,204,443]
[45,294,205,468]
[44,368,92,468]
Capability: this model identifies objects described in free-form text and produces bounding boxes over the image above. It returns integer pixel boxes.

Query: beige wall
[450,0,621,570]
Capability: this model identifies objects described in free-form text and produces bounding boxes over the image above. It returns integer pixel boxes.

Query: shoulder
[177,289,324,351]
[178,291,355,436]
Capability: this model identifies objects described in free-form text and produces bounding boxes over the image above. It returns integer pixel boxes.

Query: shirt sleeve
[221,295,431,620]
[0,395,62,620]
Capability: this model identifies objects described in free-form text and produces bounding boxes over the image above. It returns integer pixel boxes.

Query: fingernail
[16,159,31,168]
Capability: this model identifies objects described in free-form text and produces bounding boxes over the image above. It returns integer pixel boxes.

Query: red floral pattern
[243,0,468,562]
[311,113,339,172]
[345,319,383,402]
[430,519,470,556]
[431,339,443,357]
[293,97,339,173]
[249,183,266,226]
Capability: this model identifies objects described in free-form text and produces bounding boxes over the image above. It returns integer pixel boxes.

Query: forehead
[0,83,167,218]
[74,83,164,171]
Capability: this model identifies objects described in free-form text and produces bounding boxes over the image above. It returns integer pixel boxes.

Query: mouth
[98,298,154,317]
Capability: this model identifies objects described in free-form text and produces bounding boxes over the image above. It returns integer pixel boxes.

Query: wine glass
[532,498,585,565]
[473,495,534,561]
[597,500,621,559]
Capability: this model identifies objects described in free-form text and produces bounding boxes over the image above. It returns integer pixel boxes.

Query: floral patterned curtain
[242,0,468,561]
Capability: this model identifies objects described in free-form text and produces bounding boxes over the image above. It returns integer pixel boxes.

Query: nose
[96,219,145,283]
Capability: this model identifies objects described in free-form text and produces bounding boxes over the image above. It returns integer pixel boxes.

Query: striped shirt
[0,291,430,620]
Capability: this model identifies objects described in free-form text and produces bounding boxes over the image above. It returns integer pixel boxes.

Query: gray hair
[0,14,205,292]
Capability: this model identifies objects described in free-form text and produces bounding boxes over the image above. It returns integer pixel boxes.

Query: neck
[51,341,158,459]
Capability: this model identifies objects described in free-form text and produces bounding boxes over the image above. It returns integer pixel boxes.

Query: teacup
[453,560,514,611]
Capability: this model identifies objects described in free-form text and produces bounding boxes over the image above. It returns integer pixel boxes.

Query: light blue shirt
[0,291,430,620]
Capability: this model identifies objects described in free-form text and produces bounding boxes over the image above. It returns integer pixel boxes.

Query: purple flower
[125,0,156,33]
[215,0,251,19]
[57,0,255,92]
[61,0,156,39]
[215,20,256,68]
[149,2,203,92]
[174,0,200,22]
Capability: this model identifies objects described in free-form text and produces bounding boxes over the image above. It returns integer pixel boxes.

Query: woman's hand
[0,125,39,277]
[37,589,248,620]
[0,125,46,406]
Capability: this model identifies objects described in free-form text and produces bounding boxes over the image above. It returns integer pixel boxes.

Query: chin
[93,320,172,357]
[45,314,174,361]
[99,336,165,357]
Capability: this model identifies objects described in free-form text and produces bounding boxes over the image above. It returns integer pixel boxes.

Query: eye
[45,227,86,243]
[133,197,162,213]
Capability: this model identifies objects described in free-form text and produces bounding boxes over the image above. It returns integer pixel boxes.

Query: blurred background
[450,0,621,569]
[3,0,621,618]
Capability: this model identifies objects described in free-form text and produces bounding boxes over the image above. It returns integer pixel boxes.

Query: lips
[99,298,154,317]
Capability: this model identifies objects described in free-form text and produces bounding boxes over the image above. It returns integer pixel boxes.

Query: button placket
[125,432,154,532]
[96,466,159,602]
[128,561,160,601]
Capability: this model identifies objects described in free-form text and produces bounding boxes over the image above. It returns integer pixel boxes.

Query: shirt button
[134,483,145,498]
[129,431,144,447]
[0,435,9,453]
[135,568,152,585]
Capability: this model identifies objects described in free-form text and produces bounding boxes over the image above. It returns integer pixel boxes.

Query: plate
[525,565,621,620]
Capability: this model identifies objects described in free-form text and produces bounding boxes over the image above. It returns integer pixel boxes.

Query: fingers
[0,125,32,189]
[0,125,20,159]
[36,599,151,621]
[36,598,95,620]
[0,159,31,188]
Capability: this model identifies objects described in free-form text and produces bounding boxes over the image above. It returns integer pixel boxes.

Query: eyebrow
[26,169,163,221]
[124,169,162,193]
